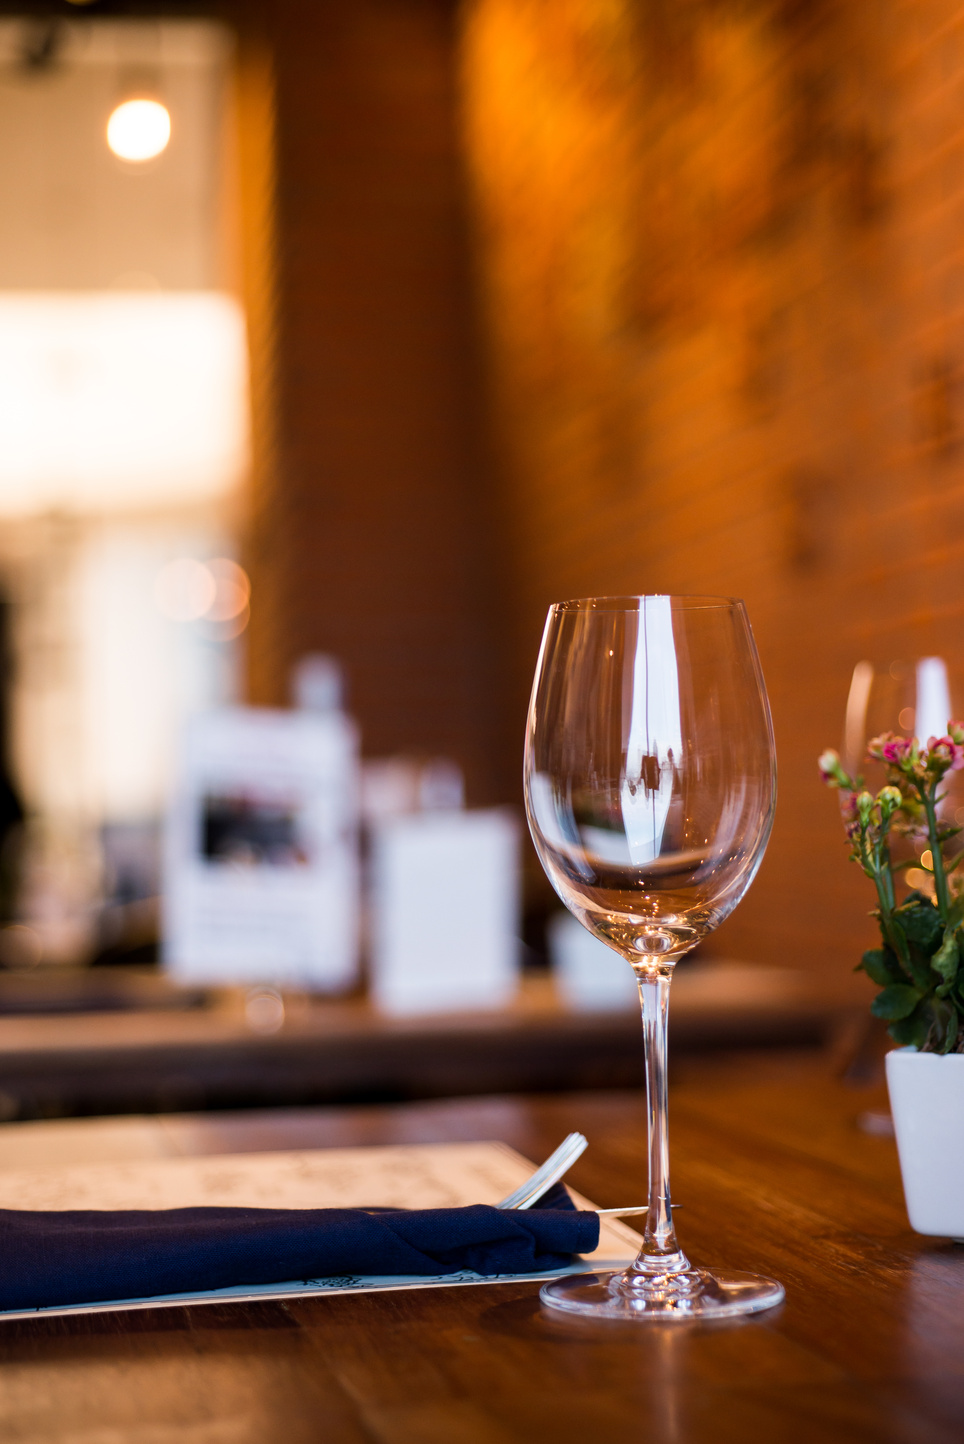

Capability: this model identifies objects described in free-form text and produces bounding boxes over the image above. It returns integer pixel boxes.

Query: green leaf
[888,914,909,959]
[941,1004,960,1054]
[881,914,931,988]
[932,932,960,984]
[860,948,904,986]
[906,954,934,992]
[889,1011,929,1048]
[945,899,964,932]
[894,899,943,953]
[871,984,922,1020]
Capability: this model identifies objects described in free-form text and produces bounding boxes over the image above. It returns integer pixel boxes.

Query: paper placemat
[0,1140,642,1321]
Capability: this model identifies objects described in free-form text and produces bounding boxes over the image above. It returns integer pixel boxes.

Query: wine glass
[842,657,964,895]
[525,595,782,1319]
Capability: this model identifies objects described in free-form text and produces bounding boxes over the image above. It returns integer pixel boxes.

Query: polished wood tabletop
[0,1049,956,1443]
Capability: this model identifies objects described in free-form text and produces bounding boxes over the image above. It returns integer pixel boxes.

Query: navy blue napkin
[0,1184,599,1311]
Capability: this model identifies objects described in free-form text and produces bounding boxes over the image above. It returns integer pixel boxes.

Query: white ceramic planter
[885,1047,964,1238]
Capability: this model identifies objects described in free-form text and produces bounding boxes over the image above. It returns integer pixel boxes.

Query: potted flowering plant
[819,723,964,1237]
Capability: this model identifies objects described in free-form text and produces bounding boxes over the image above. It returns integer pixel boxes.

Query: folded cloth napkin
[0,1186,599,1311]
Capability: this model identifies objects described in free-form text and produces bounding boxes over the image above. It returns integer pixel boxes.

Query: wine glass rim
[549,594,744,613]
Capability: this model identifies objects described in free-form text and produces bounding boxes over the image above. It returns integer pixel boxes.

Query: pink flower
[926,736,964,771]
[867,732,913,765]
[840,790,859,823]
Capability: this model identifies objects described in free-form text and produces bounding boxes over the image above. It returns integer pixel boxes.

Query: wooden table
[0,1049,955,1442]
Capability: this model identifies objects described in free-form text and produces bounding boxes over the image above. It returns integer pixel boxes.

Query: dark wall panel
[244,0,510,804]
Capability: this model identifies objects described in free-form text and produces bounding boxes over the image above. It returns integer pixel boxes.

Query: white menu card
[369,808,520,1015]
[549,910,638,1011]
[162,706,360,990]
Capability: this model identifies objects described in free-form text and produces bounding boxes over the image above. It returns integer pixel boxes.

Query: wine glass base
[540,1268,785,1321]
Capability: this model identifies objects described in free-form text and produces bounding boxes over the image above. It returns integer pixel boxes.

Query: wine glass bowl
[843,657,964,897]
[525,595,783,1320]
[526,596,776,972]
[843,657,957,781]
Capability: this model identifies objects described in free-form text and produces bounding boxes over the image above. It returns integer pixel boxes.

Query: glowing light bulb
[106,99,171,162]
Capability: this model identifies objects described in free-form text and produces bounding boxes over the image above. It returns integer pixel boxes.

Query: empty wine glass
[525,595,782,1319]
[843,657,964,895]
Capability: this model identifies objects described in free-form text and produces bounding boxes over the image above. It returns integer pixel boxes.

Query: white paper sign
[548,910,638,1011]
[369,809,520,1015]
[162,706,360,990]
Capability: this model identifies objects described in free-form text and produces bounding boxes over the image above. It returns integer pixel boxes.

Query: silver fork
[496,1132,588,1210]
[496,1133,671,1218]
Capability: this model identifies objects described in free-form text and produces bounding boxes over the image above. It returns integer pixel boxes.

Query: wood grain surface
[0,1051,957,1443]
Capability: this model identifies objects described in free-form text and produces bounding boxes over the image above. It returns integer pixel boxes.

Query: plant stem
[861,824,907,966]
[922,785,951,919]
[872,869,907,967]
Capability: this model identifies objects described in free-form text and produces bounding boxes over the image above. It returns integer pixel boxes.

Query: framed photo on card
[162,707,360,990]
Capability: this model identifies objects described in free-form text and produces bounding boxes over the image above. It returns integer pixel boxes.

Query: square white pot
[885,1047,964,1238]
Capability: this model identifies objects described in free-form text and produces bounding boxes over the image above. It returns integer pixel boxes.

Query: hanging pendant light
[106,59,170,163]
[106,94,171,162]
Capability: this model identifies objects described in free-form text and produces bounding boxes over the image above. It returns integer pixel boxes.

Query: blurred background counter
[0,963,855,1121]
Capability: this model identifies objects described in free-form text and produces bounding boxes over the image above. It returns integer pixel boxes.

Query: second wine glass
[843,657,964,896]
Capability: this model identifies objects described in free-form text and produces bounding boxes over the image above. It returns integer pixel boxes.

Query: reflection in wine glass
[843,657,963,895]
[525,595,783,1319]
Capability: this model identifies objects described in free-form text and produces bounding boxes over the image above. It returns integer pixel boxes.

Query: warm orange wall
[461,0,964,975]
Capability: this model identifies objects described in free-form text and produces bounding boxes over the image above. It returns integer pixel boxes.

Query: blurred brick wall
[236,0,964,972]
[240,0,511,804]
[461,0,964,976]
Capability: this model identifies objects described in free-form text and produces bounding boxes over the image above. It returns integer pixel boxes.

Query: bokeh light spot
[107,99,171,162]
[155,558,217,621]
[206,558,251,622]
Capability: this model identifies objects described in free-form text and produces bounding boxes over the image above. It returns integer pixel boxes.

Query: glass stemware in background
[843,658,964,895]
[525,595,781,1319]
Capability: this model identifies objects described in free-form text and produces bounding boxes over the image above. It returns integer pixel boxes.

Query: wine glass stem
[634,970,688,1275]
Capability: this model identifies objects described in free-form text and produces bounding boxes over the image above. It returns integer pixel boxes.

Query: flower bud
[876,786,903,823]
[818,748,853,788]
